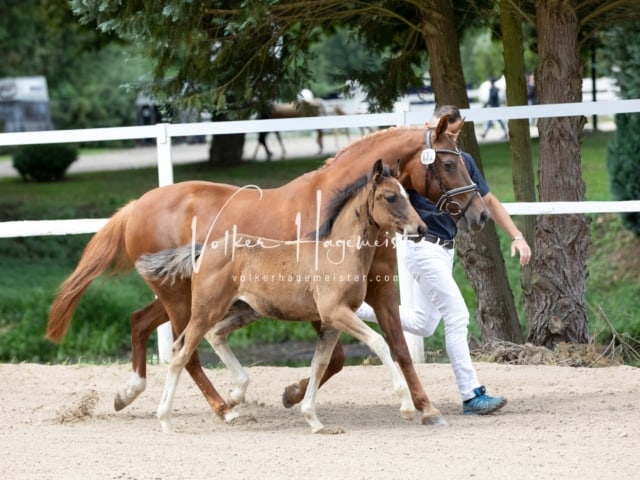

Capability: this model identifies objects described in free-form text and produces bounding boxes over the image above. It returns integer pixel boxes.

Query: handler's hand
[511,237,532,266]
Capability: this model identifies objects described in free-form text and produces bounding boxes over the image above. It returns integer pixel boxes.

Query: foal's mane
[309,165,393,240]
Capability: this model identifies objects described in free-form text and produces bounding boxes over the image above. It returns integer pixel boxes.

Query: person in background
[481,77,508,139]
[527,73,537,126]
[357,104,531,415]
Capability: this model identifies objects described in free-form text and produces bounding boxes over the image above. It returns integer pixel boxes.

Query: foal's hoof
[113,396,127,412]
[400,408,416,421]
[422,415,448,427]
[282,383,302,409]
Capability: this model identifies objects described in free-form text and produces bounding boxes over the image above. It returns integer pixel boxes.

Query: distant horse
[136,160,426,433]
[253,98,326,160]
[47,115,488,427]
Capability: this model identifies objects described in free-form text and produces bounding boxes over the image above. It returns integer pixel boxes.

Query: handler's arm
[482,192,531,266]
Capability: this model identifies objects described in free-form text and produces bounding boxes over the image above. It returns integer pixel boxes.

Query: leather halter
[422,128,480,219]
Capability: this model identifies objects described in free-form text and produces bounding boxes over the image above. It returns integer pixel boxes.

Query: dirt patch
[55,388,100,424]
[472,340,627,367]
[1,362,638,479]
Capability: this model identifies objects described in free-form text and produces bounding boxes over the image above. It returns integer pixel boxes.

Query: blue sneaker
[462,386,507,415]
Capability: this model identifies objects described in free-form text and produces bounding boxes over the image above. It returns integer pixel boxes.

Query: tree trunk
[207,114,246,165]
[499,0,537,332]
[208,133,245,165]
[420,1,523,343]
[527,1,590,347]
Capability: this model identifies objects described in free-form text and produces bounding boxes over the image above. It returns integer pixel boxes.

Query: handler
[357,104,531,415]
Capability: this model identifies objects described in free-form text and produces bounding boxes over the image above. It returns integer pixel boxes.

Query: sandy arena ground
[1,361,638,479]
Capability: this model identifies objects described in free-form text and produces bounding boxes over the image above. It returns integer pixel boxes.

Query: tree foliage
[0,0,147,131]
[69,0,491,115]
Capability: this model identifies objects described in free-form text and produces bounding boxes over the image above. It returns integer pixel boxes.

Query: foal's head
[313,160,426,241]
[366,159,427,241]
[409,114,489,231]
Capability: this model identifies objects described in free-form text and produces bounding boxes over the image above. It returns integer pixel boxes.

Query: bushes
[603,23,640,236]
[607,113,640,235]
[12,143,78,182]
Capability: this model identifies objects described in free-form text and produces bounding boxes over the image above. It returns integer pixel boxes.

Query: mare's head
[406,115,489,231]
[366,159,427,241]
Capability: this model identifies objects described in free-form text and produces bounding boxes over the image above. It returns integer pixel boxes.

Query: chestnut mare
[136,160,426,433]
[47,115,488,426]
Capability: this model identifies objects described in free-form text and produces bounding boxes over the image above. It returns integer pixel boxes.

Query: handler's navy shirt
[408,152,490,241]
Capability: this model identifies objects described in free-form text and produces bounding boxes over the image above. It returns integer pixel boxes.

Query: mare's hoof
[422,415,448,427]
[113,394,135,412]
[282,383,302,409]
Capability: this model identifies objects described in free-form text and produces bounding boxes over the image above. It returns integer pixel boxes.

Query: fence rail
[2,99,640,239]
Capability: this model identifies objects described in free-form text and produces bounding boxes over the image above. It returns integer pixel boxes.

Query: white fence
[2,100,640,362]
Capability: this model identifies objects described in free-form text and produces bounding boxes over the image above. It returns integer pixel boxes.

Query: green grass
[1,131,638,364]
[477,130,613,201]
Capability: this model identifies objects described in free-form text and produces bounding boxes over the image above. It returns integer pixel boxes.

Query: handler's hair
[432,105,462,123]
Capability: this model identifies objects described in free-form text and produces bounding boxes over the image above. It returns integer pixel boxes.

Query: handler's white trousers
[355,238,480,401]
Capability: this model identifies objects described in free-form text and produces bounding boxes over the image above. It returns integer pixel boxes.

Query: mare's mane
[309,165,393,240]
[322,126,417,169]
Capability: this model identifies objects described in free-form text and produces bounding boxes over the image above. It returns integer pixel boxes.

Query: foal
[136,160,426,433]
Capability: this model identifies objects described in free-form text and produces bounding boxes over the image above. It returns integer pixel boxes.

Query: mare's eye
[444,159,457,172]
[385,193,398,203]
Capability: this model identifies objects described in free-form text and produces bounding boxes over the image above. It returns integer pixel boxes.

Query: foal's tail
[135,244,202,285]
[46,202,136,343]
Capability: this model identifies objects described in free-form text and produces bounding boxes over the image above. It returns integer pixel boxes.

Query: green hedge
[604,23,640,236]
[12,143,78,182]
[607,113,640,235]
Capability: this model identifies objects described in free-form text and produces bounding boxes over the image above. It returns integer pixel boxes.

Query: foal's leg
[300,326,343,434]
[203,303,261,406]
[114,294,237,418]
[114,298,167,411]
[157,331,222,432]
[150,285,236,427]
[282,320,345,408]
[157,307,239,432]
[323,305,415,421]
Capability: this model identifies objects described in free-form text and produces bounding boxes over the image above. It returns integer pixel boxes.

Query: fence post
[394,101,410,127]
[155,123,175,363]
[393,102,425,363]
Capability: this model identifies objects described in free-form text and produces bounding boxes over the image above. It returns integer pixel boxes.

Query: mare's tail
[135,244,202,285]
[46,202,136,343]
